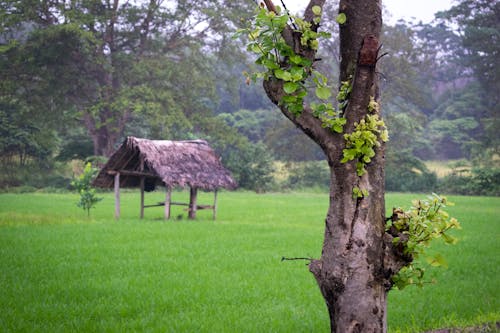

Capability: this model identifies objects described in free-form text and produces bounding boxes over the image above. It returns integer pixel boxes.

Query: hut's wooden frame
[93,137,236,220]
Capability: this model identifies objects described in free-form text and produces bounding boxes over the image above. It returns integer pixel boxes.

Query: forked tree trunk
[308,1,388,331]
[260,0,405,332]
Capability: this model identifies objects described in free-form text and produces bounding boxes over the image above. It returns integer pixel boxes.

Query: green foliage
[240,7,394,195]
[439,166,500,196]
[264,118,325,161]
[311,78,351,133]
[285,161,330,189]
[352,186,369,199]
[71,163,102,217]
[336,13,347,25]
[0,0,251,157]
[341,112,389,176]
[192,116,276,193]
[238,7,335,119]
[436,0,500,103]
[225,142,276,193]
[217,109,280,143]
[387,194,461,289]
[386,151,438,192]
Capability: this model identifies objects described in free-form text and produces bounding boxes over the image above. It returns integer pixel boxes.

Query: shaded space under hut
[92,136,237,220]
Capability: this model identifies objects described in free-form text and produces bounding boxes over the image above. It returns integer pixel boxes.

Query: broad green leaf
[313,70,328,85]
[312,5,322,16]
[283,82,299,94]
[442,233,458,244]
[282,95,297,103]
[288,102,304,114]
[289,55,303,64]
[296,89,307,98]
[315,86,331,100]
[341,148,356,163]
[289,67,304,81]
[426,254,448,268]
[336,13,347,24]
[275,14,289,27]
[274,69,292,81]
[299,57,312,66]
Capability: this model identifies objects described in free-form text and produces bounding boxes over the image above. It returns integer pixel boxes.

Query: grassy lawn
[0,191,498,332]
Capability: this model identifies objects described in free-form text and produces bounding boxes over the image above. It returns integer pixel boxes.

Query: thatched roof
[93,137,237,191]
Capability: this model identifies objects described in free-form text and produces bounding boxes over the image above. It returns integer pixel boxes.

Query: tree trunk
[83,105,129,157]
[308,1,388,331]
[309,149,388,332]
[90,125,117,157]
[260,0,399,332]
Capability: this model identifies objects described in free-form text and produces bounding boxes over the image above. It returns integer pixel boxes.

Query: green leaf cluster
[341,111,389,176]
[311,78,352,133]
[238,6,334,117]
[387,194,461,289]
[352,186,369,199]
[294,15,330,49]
[71,162,102,217]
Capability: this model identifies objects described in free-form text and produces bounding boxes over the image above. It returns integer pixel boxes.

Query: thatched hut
[93,136,237,220]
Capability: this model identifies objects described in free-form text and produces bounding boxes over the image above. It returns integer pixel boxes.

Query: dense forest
[0,0,498,195]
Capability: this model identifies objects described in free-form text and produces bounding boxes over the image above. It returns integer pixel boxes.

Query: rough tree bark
[260,0,408,332]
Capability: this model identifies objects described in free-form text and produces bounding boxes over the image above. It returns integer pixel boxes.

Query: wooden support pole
[165,186,171,220]
[213,190,218,221]
[114,172,120,219]
[140,176,145,219]
[188,187,198,219]
[139,155,145,219]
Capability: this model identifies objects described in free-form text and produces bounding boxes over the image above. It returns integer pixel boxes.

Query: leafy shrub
[387,194,461,290]
[0,163,71,190]
[222,142,276,193]
[0,185,37,194]
[439,166,500,196]
[386,151,437,192]
[285,161,330,190]
[71,162,102,217]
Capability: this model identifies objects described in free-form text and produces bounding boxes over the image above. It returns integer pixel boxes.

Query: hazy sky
[284,0,455,24]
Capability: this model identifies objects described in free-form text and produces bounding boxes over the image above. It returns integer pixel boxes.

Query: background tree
[434,0,500,160]
[1,0,497,195]
[0,0,255,156]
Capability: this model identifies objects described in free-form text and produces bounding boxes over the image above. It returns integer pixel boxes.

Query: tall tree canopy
[0,0,254,156]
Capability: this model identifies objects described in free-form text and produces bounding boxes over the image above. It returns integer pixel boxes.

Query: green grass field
[0,191,498,332]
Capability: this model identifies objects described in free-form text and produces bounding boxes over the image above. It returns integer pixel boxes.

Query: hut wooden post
[165,186,172,220]
[140,177,145,219]
[213,190,218,220]
[188,187,198,219]
[114,172,120,219]
[139,155,145,219]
